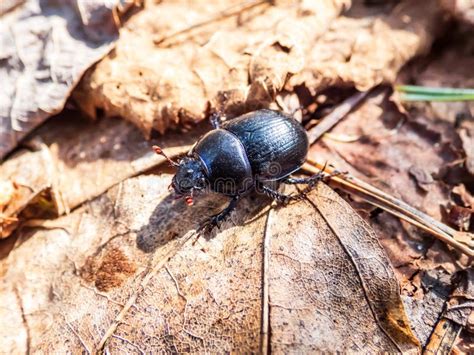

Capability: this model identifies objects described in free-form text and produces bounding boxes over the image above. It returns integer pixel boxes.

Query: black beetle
[154,109,331,231]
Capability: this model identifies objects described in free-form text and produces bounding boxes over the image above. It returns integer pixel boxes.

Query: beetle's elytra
[154,109,329,231]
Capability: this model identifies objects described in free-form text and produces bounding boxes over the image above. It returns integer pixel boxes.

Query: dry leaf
[0,112,204,238]
[0,0,132,160]
[75,0,444,138]
[73,0,348,136]
[290,0,444,92]
[305,35,474,345]
[0,175,419,353]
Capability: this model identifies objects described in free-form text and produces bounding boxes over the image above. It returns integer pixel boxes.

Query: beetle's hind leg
[198,196,239,233]
[284,169,345,186]
[257,182,305,205]
[282,169,346,198]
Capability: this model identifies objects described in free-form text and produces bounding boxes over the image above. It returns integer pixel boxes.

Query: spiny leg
[258,182,304,205]
[198,195,239,233]
[284,169,345,186]
[283,169,346,198]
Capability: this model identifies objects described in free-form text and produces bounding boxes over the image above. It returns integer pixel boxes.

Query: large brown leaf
[75,0,444,137]
[75,0,346,135]
[0,173,419,352]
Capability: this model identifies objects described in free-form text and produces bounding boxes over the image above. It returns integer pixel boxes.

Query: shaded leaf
[0,112,204,237]
[440,0,474,26]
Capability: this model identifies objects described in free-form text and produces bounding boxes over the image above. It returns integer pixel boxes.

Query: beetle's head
[171,157,207,201]
[153,146,207,206]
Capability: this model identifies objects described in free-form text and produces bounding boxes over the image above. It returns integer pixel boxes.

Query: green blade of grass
[399,93,474,101]
[396,85,474,101]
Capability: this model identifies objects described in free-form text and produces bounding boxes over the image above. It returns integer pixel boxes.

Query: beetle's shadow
[135,190,272,253]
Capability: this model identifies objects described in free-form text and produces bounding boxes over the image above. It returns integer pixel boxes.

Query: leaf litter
[1,0,473,353]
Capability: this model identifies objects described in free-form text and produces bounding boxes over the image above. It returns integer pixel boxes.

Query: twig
[302,160,474,258]
[306,90,372,145]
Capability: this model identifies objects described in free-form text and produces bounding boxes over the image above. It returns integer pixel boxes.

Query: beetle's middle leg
[198,195,239,232]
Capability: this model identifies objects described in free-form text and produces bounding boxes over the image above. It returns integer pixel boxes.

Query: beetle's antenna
[185,190,194,206]
[152,145,179,167]
[185,195,194,206]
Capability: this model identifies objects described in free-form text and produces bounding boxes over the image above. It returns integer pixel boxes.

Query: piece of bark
[0,175,419,353]
[0,0,133,160]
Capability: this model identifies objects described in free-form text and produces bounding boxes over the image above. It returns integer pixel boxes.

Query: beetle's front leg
[198,195,239,233]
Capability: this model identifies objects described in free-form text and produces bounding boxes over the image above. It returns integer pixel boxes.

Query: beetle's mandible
[154,109,332,231]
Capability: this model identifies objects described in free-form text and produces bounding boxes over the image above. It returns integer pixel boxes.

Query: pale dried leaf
[0,0,127,159]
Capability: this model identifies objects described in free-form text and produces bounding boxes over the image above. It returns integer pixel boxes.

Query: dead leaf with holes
[0,172,420,353]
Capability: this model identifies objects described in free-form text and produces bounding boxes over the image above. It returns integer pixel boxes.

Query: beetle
[153,109,333,231]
